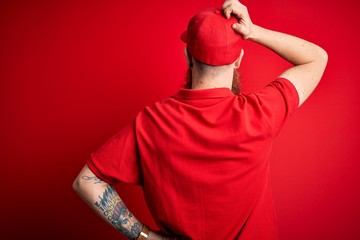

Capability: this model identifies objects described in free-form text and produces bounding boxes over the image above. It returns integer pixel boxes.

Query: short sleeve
[252,78,299,136]
[87,120,142,185]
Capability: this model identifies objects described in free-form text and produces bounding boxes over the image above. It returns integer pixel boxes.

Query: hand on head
[222,0,253,39]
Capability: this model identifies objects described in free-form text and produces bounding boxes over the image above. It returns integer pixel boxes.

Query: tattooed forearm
[81,175,104,184]
[95,185,142,239]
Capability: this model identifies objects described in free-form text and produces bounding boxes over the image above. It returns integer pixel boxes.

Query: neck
[191,65,233,90]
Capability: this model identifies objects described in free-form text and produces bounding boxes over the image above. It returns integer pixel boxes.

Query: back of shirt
[88,78,299,239]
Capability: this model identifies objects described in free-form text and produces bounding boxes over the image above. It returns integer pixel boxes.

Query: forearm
[73,167,142,239]
[249,24,327,66]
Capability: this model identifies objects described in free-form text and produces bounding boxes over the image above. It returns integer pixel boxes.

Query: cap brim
[180,30,187,43]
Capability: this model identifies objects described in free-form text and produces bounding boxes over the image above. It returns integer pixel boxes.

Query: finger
[222,0,235,19]
[223,1,248,20]
[222,0,232,10]
[222,5,233,19]
[232,23,244,35]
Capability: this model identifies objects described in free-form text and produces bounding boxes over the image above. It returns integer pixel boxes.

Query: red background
[1,0,360,239]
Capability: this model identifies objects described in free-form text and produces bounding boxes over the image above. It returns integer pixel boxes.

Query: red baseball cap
[181,8,244,66]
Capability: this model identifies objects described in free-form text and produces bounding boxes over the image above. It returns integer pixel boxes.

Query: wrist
[247,24,261,41]
[136,224,150,240]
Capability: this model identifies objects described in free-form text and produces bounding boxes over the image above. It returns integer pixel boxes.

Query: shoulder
[241,78,299,108]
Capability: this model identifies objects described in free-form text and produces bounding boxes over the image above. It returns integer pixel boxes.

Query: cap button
[214,9,221,14]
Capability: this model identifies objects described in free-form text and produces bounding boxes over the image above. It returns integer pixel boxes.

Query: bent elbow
[72,176,81,193]
[318,46,328,66]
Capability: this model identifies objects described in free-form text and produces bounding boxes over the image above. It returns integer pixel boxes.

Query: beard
[185,68,241,95]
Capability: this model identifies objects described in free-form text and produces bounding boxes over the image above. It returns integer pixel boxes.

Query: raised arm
[223,0,328,106]
[73,164,170,240]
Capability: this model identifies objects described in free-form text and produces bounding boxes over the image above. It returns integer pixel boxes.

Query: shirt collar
[172,88,234,99]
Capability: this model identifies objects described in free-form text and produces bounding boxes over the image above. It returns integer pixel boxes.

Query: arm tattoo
[95,185,142,239]
[81,175,104,184]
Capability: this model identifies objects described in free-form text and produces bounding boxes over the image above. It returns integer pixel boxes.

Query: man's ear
[184,48,193,68]
[234,49,244,69]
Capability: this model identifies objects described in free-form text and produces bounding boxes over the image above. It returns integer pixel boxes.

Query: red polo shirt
[87,78,299,239]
